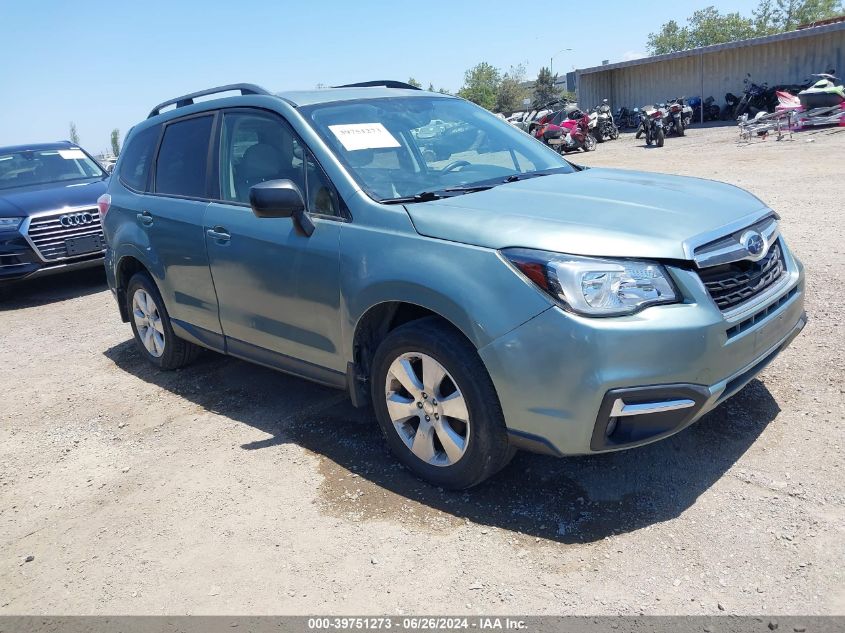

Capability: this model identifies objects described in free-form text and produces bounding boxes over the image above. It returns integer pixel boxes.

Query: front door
[204,109,345,379]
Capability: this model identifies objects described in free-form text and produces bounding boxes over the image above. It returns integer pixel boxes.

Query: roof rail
[332,80,422,91]
[148,83,271,118]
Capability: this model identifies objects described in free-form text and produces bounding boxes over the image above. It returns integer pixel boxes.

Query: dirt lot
[1,124,843,615]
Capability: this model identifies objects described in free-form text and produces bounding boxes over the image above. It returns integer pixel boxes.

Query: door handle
[137,211,153,226]
[206,226,231,241]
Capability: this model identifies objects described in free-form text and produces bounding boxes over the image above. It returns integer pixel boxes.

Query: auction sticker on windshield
[58,149,87,160]
[328,123,401,151]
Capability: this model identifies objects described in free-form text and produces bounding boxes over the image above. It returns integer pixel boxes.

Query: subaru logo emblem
[740,230,766,260]
[59,212,94,228]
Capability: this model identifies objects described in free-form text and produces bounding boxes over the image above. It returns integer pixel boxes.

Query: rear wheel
[371,318,513,489]
[126,272,200,370]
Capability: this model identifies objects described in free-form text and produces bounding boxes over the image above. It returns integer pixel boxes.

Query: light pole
[549,48,573,79]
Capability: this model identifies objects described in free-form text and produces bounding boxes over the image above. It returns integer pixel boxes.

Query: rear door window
[154,115,213,198]
[118,125,160,192]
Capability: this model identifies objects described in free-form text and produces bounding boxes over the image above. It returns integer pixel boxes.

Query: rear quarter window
[118,125,160,192]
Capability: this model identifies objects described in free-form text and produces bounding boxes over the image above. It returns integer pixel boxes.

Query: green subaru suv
[101,82,806,489]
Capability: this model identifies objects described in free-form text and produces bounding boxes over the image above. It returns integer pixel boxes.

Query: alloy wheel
[132,288,166,358]
[384,352,470,467]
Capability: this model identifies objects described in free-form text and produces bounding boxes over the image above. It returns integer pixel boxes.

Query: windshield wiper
[382,184,496,205]
[502,170,568,183]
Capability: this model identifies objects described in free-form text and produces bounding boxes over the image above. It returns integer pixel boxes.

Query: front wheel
[677,119,685,136]
[126,272,201,370]
[583,134,597,151]
[371,318,513,489]
[656,127,665,147]
[635,128,643,139]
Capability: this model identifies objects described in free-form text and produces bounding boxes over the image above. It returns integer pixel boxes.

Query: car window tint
[154,116,213,198]
[119,126,159,192]
[219,112,305,204]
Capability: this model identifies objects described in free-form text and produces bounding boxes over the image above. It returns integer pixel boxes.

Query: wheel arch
[113,247,161,322]
[346,298,479,408]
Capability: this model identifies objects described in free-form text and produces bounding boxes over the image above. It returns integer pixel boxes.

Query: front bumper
[0,228,104,283]
[479,247,806,456]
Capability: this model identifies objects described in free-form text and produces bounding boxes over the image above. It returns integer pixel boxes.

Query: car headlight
[0,217,23,232]
[502,247,679,317]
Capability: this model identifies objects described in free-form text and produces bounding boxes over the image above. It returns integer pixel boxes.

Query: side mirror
[249,179,314,236]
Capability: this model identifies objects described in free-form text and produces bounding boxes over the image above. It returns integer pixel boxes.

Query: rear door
[143,113,222,343]
[203,108,345,378]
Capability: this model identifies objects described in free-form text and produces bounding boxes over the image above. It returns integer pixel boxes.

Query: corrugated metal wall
[577,30,845,111]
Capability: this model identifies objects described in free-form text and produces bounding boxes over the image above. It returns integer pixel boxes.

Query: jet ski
[798,74,845,109]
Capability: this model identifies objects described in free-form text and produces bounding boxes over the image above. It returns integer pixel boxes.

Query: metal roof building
[575,21,845,113]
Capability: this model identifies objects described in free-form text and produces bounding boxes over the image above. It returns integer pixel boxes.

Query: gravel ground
[1,124,843,615]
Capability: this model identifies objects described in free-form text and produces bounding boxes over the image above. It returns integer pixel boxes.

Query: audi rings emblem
[60,212,95,227]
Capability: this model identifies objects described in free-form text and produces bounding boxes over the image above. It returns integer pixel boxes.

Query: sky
[0,0,762,155]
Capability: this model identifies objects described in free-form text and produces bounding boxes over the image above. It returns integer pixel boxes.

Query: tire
[645,129,653,145]
[583,135,597,151]
[635,128,643,140]
[126,272,201,370]
[610,125,619,140]
[370,317,513,489]
[677,119,685,136]
[656,128,665,147]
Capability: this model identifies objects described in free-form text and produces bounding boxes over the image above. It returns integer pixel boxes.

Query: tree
[647,20,691,55]
[648,1,844,54]
[685,7,756,47]
[774,0,843,29]
[495,64,528,113]
[753,0,781,34]
[110,129,121,157]
[69,121,79,145]
[532,67,559,107]
[407,77,422,88]
[457,62,501,111]
[427,82,435,92]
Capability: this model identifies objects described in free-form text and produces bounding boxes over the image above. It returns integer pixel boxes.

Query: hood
[404,168,769,260]
[0,178,108,217]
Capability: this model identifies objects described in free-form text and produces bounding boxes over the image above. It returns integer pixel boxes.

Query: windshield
[0,148,106,191]
[301,96,575,202]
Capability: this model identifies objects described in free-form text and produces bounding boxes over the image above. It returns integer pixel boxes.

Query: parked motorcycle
[701,96,721,121]
[545,109,597,153]
[614,106,636,129]
[722,92,741,120]
[636,105,666,147]
[672,97,694,128]
[631,107,643,131]
[592,99,619,142]
[733,74,773,119]
[662,101,685,136]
